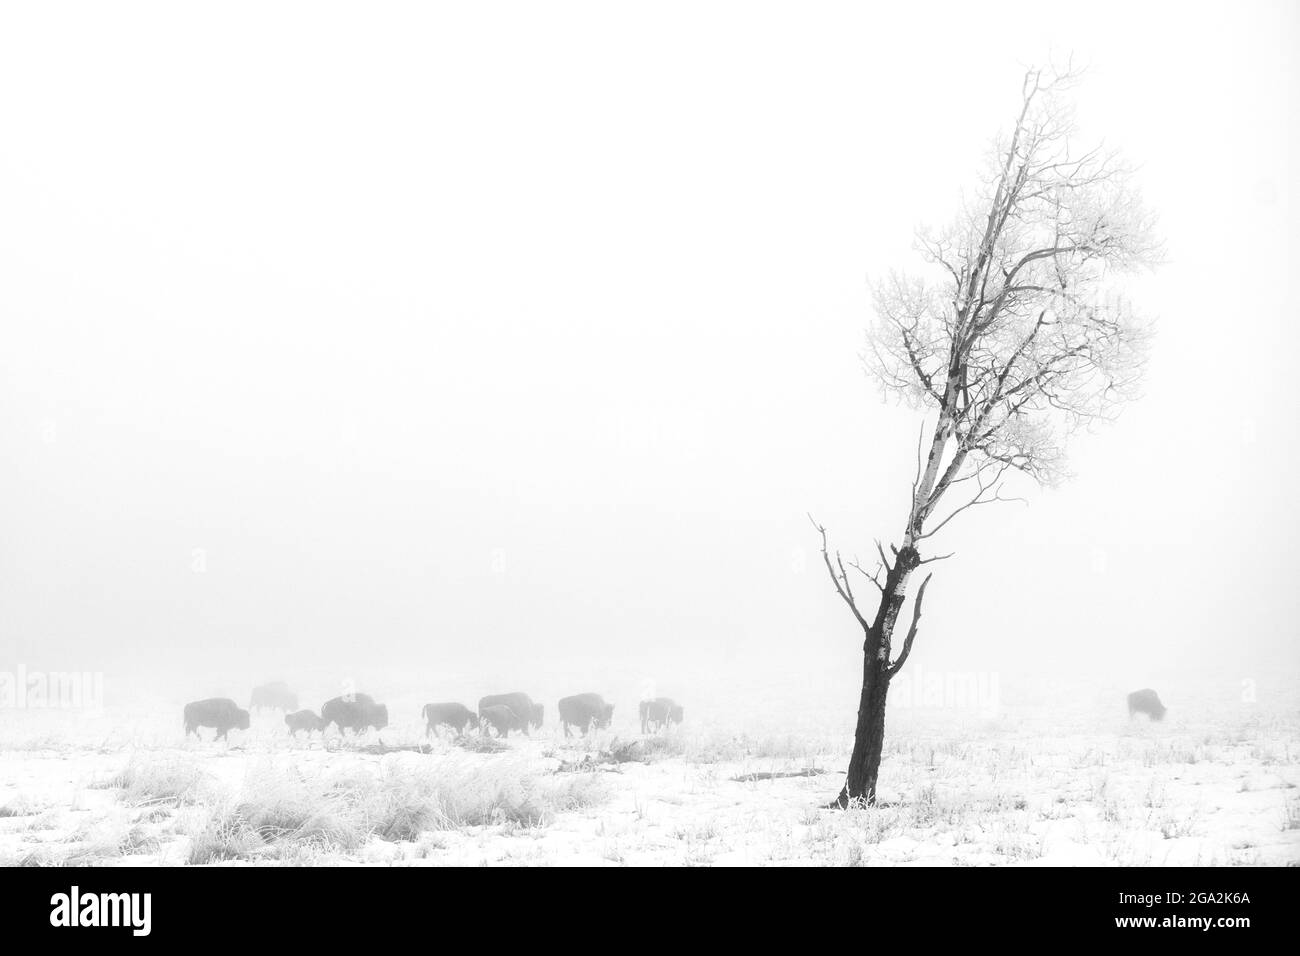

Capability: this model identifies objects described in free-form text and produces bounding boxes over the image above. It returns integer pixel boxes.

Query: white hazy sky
[0,2,1296,709]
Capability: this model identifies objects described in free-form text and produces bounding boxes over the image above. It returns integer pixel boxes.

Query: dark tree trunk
[831,545,920,808]
[835,651,891,806]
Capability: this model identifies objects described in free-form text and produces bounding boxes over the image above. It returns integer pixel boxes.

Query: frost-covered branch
[866,64,1159,547]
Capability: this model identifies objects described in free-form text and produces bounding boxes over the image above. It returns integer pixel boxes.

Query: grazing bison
[250,681,298,712]
[639,697,684,733]
[321,693,389,735]
[284,709,325,737]
[1127,688,1167,721]
[479,704,525,738]
[558,693,615,737]
[422,702,477,736]
[478,693,538,735]
[183,698,250,741]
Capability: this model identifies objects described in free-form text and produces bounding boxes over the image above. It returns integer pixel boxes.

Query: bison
[422,702,477,736]
[250,681,298,712]
[558,693,615,737]
[183,697,250,741]
[478,693,538,735]
[321,693,389,735]
[284,709,325,737]
[479,704,525,738]
[1127,688,1167,721]
[639,697,684,734]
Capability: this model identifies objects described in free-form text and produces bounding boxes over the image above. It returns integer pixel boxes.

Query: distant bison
[639,697,684,734]
[422,702,477,736]
[479,704,525,738]
[183,698,250,741]
[558,693,615,737]
[1127,688,1167,721]
[284,709,325,737]
[321,693,389,735]
[478,693,538,735]
[250,681,298,712]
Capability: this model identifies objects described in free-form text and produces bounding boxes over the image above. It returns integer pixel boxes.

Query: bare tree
[816,64,1160,807]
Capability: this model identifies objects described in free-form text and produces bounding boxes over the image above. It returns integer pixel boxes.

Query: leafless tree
[815,63,1161,807]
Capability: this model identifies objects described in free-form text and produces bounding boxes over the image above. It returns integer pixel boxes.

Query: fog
[1,2,1296,715]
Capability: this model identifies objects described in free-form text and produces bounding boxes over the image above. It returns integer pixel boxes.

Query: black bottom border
[0,865,1288,942]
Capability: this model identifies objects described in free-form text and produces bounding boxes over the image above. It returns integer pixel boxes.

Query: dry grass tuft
[93,755,215,806]
[186,755,608,863]
[0,795,51,818]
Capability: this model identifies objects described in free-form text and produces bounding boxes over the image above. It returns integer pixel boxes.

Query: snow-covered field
[2,677,1297,866]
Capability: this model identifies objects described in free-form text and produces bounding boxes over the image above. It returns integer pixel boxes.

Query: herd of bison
[180,683,687,743]
[178,682,1166,745]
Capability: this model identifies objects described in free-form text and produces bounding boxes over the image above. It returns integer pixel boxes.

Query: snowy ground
[1,681,1297,866]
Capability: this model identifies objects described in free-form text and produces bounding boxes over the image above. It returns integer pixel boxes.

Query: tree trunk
[834,653,891,807]
[831,545,919,807]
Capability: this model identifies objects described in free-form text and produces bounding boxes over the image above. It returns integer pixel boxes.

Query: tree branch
[887,573,933,677]
[809,514,870,631]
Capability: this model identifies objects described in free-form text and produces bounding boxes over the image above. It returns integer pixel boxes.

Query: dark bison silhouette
[478,693,538,735]
[250,681,298,712]
[422,702,477,736]
[1127,688,1167,720]
[558,693,615,737]
[321,693,389,735]
[183,698,250,740]
[479,704,525,738]
[639,697,684,733]
[284,709,325,737]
